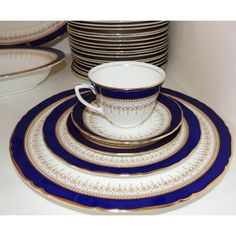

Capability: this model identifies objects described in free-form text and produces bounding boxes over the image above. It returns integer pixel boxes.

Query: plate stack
[67,21,169,80]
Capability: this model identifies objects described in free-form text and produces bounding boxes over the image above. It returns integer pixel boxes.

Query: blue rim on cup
[74,61,166,128]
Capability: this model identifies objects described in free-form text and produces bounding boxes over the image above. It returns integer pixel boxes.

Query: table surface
[0,53,235,215]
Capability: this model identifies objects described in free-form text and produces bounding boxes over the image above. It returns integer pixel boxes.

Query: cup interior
[88,61,165,90]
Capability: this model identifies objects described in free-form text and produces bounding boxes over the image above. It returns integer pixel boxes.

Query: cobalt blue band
[93,83,162,99]
[10,88,231,211]
[42,93,199,174]
[71,92,183,149]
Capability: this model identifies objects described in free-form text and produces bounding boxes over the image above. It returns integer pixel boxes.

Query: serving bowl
[0,47,65,96]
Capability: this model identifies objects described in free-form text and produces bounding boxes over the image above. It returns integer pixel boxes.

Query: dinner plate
[68,24,168,37]
[68,21,169,79]
[72,53,168,68]
[69,32,168,47]
[71,46,168,61]
[70,38,168,50]
[10,88,231,212]
[73,50,168,64]
[69,23,168,35]
[71,93,182,148]
[68,29,168,43]
[69,21,166,28]
[70,41,168,56]
[0,21,66,47]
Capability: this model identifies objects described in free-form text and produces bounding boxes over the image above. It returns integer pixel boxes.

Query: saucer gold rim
[70,95,183,149]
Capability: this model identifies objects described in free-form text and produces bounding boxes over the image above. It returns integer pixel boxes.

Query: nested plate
[71,46,168,61]
[71,93,182,148]
[69,32,168,47]
[0,21,66,47]
[70,41,168,56]
[68,22,168,35]
[42,91,200,175]
[67,23,168,37]
[72,50,168,64]
[68,21,167,29]
[10,88,231,212]
[72,53,168,69]
[68,25,168,38]
[68,30,168,43]
[70,37,168,51]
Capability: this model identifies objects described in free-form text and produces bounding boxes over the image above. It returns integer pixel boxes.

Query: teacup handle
[74,84,103,114]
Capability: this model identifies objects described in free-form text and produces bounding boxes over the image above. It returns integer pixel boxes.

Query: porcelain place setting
[10,60,231,212]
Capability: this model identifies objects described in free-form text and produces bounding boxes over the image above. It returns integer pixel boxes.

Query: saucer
[42,94,200,174]
[71,93,183,148]
[10,88,231,212]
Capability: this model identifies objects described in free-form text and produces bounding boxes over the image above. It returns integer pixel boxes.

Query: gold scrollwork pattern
[25,99,219,200]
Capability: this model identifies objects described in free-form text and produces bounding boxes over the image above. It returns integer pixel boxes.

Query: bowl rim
[0,46,65,80]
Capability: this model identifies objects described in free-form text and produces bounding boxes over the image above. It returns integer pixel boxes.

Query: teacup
[74,61,166,128]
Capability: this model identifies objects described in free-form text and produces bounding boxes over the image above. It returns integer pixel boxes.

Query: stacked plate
[67,21,169,80]
[10,87,232,212]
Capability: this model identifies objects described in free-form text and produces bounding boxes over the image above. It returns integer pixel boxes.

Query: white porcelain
[74,61,166,128]
[0,21,66,46]
[60,109,187,168]
[83,100,170,141]
[25,95,218,199]
[0,48,65,97]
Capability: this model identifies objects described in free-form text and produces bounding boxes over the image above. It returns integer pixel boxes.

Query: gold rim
[57,111,189,168]
[62,109,188,157]
[70,41,168,56]
[68,21,168,30]
[0,48,65,79]
[11,154,232,213]
[69,33,168,47]
[70,97,183,148]
[24,98,220,198]
[67,25,168,38]
[71,43,168,57]
[88,61,166,91]
[73,51,168,64]
[70,38,168,50]
[9,92,232,212]
[68,28,168,42]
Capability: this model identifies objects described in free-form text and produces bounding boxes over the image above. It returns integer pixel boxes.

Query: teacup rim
[88,61,166,91]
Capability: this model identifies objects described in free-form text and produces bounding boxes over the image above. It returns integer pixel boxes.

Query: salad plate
[0,21,66,47]
[10,88,231,212]
[42,91,200,175]
[71,92,182,148]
